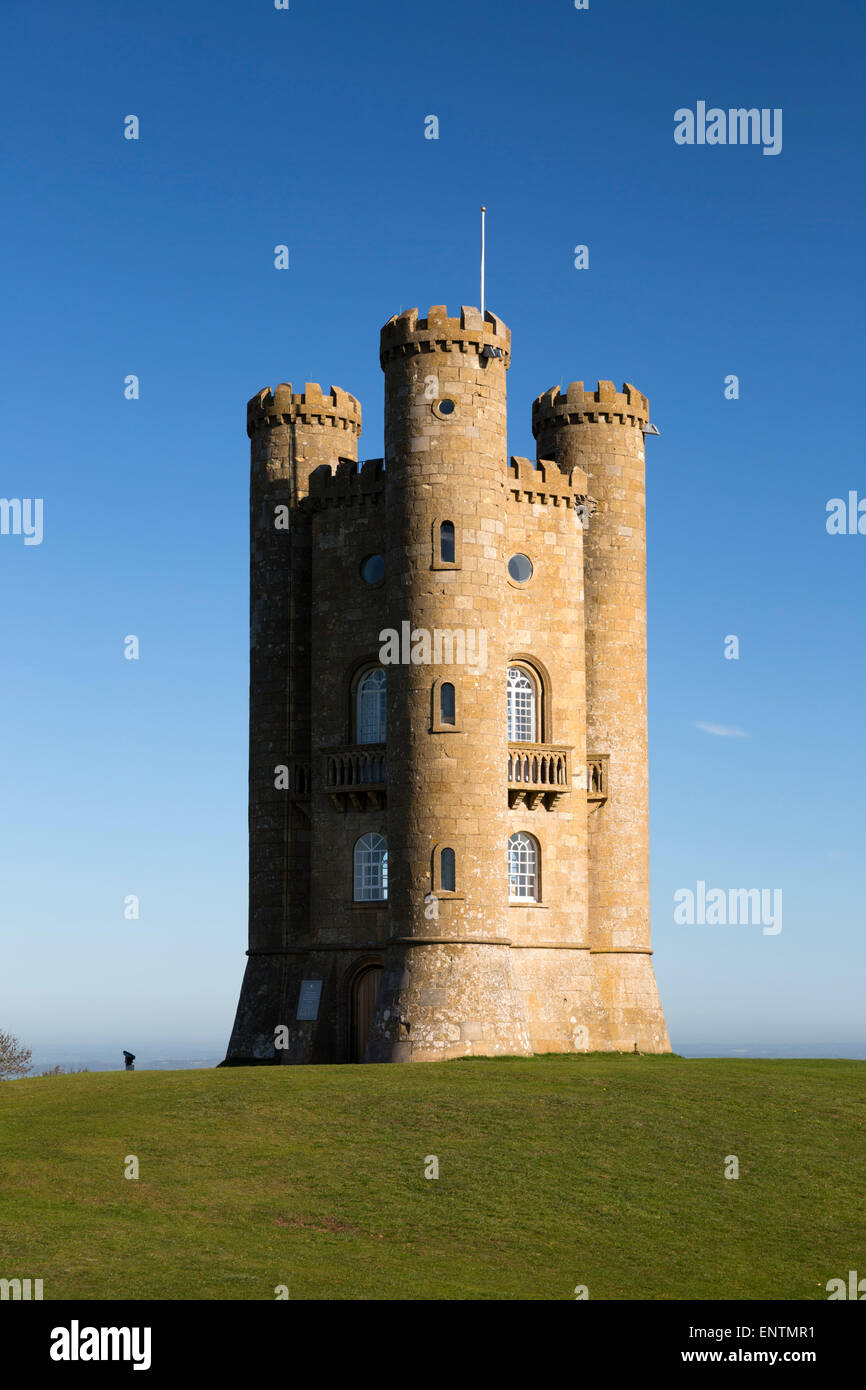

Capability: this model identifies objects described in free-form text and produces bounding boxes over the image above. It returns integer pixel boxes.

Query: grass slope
[0,1056,862,1300]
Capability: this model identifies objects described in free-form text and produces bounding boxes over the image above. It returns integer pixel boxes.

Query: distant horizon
[12,1039,865,1075]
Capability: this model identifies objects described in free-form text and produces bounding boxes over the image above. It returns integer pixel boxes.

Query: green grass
[1,1056,862,1300]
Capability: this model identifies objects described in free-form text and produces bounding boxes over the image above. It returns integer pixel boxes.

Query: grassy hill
[0,1056,862,1300]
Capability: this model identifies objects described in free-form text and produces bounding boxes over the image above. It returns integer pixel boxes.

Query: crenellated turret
[226,380,362,1063]
[366,305,531,1062]
[532,379,669,1052]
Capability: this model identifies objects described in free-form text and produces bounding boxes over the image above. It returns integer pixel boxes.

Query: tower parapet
[247,383,362,438]
[507,455,590,507]
[379,305,511,367]
[532,381,649,432]
[307,458,385,511]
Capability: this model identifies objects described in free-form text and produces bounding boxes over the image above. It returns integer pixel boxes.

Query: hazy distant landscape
[19,1039,866,1075]
[25,1051,225,1074]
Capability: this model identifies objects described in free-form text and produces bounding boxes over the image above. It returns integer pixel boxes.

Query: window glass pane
[508,832,537,901]
[441,848,456,892]
[440,520,455,563]
[357,668,387,743]
[361,554,384,584]
[508,553,533,583]
[440,681,455,725]
[507,666,537,742]
[354,833,388,901]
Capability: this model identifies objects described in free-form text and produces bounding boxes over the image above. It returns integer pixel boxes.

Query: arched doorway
[350,965,383,1063]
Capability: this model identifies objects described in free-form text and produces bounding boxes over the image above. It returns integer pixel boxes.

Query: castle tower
[226,383,362,1060]
[366,306,532,1061]
[532,383,670,1051]
[224,308,669,1065]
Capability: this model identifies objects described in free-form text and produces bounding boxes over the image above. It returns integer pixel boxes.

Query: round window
[508,553,533,583]
[437,399,455,415]
[360,554,385,584]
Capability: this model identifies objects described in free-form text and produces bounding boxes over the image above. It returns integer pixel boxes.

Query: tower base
[366,941,533,1063]
[591,950,671,1053]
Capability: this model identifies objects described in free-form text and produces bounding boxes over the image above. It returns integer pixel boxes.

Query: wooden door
[352,966,383,1063]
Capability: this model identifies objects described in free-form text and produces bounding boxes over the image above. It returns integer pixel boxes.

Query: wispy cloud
[693,721,749,738]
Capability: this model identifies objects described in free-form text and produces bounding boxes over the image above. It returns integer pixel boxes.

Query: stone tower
[533,382,669,1050]
[224,305,670,1064]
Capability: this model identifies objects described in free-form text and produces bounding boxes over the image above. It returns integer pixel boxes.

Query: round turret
[366,305,531,1062]
[237,378,362,1062]
[532,378,669,1052]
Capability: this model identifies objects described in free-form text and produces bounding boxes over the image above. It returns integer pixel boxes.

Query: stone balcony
[314,741,605,814]
[324,744,387,811]
[586,754,609,804]
[507,743,571,810]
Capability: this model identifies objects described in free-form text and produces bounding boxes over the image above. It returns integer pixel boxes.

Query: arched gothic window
[507,666,538,742]
[356,668,387,744]
[508,832,539,902]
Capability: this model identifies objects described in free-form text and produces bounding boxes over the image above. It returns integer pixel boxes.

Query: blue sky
[1,0,863,1063]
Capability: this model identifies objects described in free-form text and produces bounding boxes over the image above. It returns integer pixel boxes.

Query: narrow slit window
[440,520,456,564]
[440,848,456,893]
[440,681,456,726]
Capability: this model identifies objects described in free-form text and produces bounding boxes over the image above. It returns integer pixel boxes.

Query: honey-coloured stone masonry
[224,306,670,1064]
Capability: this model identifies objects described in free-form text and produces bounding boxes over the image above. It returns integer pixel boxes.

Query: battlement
[507,456,592,509]
[247,382,362,438]
[307,457,385,511]
[380,305,511,368]
[532,381,649,434]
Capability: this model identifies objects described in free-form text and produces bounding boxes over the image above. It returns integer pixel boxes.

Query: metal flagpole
[480,205,486,319]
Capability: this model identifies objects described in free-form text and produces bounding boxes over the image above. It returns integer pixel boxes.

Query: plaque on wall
[296,979,323,1021]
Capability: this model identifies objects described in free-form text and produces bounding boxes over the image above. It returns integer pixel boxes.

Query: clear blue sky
[1,0,863,1063]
